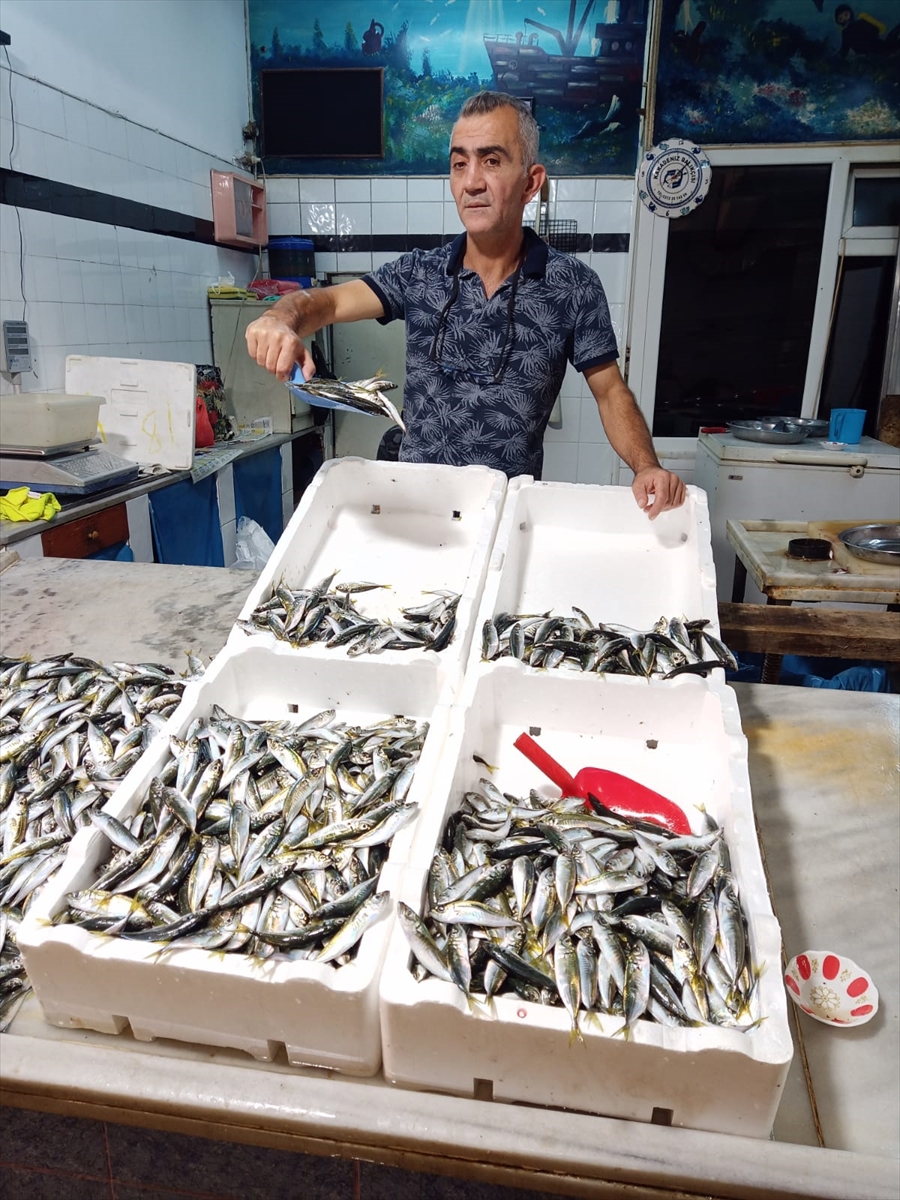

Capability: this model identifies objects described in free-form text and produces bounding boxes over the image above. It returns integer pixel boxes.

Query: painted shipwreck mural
[654,0,900,144]
[248,1,650,175]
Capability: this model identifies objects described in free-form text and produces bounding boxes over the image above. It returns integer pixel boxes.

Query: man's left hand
[632,467,686,519]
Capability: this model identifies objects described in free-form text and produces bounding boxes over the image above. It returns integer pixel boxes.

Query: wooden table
[1,558,898,1199]
[725,520,900,681]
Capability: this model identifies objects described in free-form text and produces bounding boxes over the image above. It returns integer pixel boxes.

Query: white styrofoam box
[18,641,452,1075]
[65,354,196,469]
[380,665,793,1137]
[464,480,719,689]
[229,458,508,702]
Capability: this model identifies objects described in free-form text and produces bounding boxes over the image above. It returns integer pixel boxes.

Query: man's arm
[584,360,686,519]
[245,279,385,381]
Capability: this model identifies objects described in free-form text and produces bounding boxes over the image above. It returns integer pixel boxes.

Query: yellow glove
[0,486,62,522]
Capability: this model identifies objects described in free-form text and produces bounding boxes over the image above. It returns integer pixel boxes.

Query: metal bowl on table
[727,419,808,445]
[838,524,900,567]
[770,416,830,439]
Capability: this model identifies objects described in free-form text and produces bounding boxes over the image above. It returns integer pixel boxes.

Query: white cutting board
[65,355,196,469]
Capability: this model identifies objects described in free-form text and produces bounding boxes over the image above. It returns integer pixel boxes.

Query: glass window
[819,256,895,439]
[852,177,900,229]
[652,165,831,437]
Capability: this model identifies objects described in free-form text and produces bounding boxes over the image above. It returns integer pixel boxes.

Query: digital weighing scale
[0,439,141,495]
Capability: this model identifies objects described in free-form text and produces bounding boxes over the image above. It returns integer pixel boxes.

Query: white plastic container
[65,355,196,469]
[229,458,507,703]
[380,664,793,1137]
[464,479,719,690]
[18,642,451,1075]
[0,392,101,449]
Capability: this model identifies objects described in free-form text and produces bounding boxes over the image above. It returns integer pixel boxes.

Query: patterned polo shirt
[362,228,618,478]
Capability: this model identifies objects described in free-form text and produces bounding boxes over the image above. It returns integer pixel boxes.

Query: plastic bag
[233,517,276,571]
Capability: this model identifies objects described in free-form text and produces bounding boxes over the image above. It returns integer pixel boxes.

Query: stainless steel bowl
[727,420,808,445]
[771,416,830,439]
[838,524,900,566]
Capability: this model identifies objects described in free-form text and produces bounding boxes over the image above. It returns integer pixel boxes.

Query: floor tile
[0,1163,112,1200]
[113,1186,227,1200]
[0,1107,109,1177]
[358,1160,569,1200]
[106,1123,353,1199]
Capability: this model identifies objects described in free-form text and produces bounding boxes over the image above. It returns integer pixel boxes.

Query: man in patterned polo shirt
[246,92,685,518]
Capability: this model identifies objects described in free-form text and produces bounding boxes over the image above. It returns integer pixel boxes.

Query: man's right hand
[245,316,314,382]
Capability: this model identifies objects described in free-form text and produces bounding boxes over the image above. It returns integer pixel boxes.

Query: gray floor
[0,1107,568,1199]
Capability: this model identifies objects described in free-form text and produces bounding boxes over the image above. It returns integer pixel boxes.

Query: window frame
[626,143,900,443]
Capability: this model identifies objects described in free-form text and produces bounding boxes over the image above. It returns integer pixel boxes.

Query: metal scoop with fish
[286,366,406,431]
[514,732,691,835]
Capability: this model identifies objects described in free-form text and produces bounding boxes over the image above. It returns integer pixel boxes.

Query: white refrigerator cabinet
[694,432,900,601]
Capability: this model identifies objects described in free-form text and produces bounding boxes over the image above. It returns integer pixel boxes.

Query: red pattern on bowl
[784,951,879,1027]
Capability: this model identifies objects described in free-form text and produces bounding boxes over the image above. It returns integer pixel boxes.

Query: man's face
[836,8,852,26]
[449,106,542,240]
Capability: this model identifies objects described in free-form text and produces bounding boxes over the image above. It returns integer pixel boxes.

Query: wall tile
[371,178,406,203]
[541,440,579,482]
[265,177,300,204]
[57,260,84,304]
[62,95,90,147]
[85,302,108,344]
[62,302,88,345]
[336,251,372,273]
[543,391,581,443]
[408,179,443,202]
[314,251,337,275]
[301,202,335,235]
[299,178,335,204]
[106,114,128,159]
[336,203,372,235]
[14,74,43,131]
[371,203,405,235]
[38,84,67,139]
[593,252,629,307]
[595,178,634,204]
[31,255,60,298]
[554,199,593,231]
[0,116,12,165]
[593,200,632,233]
[557,178,596,202]
[336,178,371,203]
[408,202,441,234]
[577,440,618,485]
[105,304,127,342]
[267,202,301,236]
[443,203,464,234]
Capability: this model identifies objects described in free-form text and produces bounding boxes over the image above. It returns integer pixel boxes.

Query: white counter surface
[1,558,898,1199]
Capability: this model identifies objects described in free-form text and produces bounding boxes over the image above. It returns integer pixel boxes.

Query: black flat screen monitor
[260,69,384,158]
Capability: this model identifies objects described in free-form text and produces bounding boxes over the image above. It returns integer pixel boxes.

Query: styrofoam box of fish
[464,480,719,688]
[379,663,793,1137]
[228,457,507,702]
[17,642,451,1076]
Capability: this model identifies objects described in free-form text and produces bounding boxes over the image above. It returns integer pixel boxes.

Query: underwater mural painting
[248,1,650,175]
[654,0,900,144]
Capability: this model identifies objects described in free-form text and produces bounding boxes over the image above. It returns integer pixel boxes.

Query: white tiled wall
[0,65,255,396]
[264,174,635,484]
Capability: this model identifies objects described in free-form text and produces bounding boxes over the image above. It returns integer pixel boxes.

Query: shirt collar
[445,226,549,279]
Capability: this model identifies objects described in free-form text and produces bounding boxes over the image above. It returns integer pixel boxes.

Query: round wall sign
[638,139,711,219]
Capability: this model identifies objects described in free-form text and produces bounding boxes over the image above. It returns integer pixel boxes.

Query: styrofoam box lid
[17,642,454,1074]
[65,355,196,469]
[230,458,508,702]
[379,666,793,1136]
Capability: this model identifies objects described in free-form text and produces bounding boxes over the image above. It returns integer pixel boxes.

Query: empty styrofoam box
[228,458,507,702]
[18,642,451,1075]
[66,354,196,470]
[464,480,719,686]
[380,664,793,1137]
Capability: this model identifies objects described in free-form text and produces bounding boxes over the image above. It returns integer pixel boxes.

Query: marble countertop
[0,558,897,1199]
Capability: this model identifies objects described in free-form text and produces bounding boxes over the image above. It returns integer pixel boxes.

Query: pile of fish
[400,776,761,1038]
[481,611,739,680]
[59,704,428,965]
[0,653,200,1031]
[288,375,406,431]
[239,573,460,657]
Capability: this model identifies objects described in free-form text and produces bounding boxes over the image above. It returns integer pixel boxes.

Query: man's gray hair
[455,91,539,172]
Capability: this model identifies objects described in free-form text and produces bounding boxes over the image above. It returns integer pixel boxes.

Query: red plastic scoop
[514,732,691,835]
